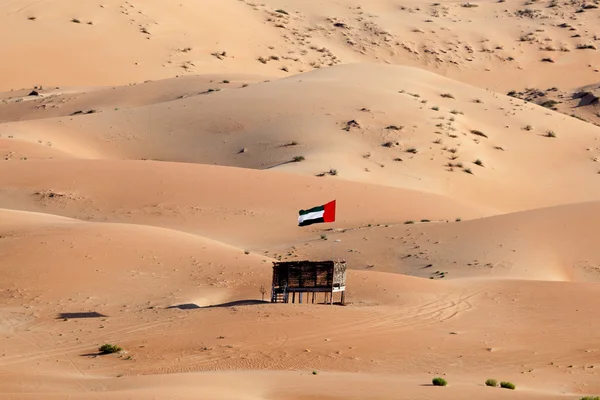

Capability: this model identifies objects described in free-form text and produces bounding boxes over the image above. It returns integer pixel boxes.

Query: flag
[298,200,336,227]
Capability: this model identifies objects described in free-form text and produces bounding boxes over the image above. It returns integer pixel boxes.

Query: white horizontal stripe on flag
[298,210,324,223]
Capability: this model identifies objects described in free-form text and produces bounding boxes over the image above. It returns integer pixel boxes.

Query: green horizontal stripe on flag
[299,205,325,215]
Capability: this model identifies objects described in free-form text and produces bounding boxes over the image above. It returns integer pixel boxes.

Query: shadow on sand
[57,312,107,320]
[167,300,270,310]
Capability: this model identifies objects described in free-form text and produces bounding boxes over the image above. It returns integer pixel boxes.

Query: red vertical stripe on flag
[323,200,336,223]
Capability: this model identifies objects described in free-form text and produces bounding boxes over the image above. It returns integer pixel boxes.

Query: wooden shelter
[271,260,346,305]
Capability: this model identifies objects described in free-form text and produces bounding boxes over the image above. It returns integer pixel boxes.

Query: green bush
[500,381,515,390]
[580,397,600,400]
[485,379,498,387]
[99,344,122,354]
[432,377,447,386]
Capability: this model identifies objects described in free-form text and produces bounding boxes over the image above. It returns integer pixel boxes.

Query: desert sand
[1,0,600,399]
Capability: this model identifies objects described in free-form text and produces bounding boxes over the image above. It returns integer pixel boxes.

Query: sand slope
[3,64,600,212]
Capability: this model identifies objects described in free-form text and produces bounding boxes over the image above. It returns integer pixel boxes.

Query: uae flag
[298,200,336,227]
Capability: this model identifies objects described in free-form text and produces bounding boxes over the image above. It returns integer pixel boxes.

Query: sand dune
[3,64,600,212]
[4,0,600,399]
[0,159,487,247]
[287,201,600,281]
[2,0,599,92]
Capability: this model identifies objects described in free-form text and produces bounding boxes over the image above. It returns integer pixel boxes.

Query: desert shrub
[405,148,418,154]
[329,168,338,176]
[404,220,415,224]
[541,100,558,108]
[320,234,328,240]
[580,397,600,400]
[500,381,516,390]
[293,156,305,162]
[275,9,289,15]
[99,344,122,354]
[464,168,473,174]
[71,18,81,23]
[386,125,403,130]
[485,379,498,387]
[545,130,556,138]
[471,130,488,138]
[474,159,484,166]
[432,106,440,111]
[432,377,447,386]
[441,93,455,99]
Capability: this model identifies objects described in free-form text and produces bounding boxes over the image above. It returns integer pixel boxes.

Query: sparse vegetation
[577,44,597,50]
[485,379,498,387]
[432,106,440,111]
[28,16,36,21]
[404,220,415,224]
[470,130,488,138]
[432,377,448,386]
[580,397,600,400]
[99,344,122,354]
[524,125,533,131]
[441,93,455,99]
[320,234,328,240]
[71,18,81,23]
[329,168,338,176]
[545,130,557,138]
[474,159,484,167]
[500,382,516,390]
[464,168,473,174]
[275,9,289,15]
[293,156,305,162]
[405,148,418,154]
[541,57,554,63]
[541,100,558,108]
[386,125,403,130]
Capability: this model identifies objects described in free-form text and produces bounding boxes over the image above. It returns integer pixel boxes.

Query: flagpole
[332,239,341,262]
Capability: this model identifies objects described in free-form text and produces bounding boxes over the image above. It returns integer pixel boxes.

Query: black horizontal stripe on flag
[298,217,325,227]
